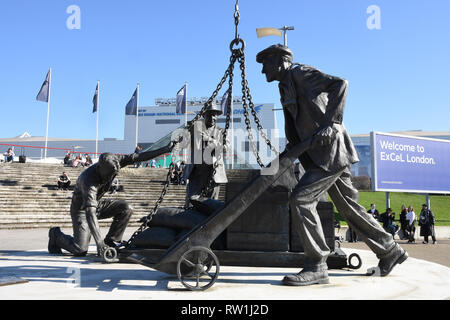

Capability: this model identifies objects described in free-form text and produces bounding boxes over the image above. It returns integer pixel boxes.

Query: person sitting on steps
[57,172,71,190]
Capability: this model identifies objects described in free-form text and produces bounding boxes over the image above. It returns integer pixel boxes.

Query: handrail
[0,143,71,152]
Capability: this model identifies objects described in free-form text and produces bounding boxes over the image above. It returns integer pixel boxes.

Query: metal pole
[230,89,234,169]
[185,82,188,127]
[279,26,294,47]
[135,83,140,148]
[272,108,280,138]
[386,192,391,209]
[95,80,100,159]
[272,108,280,156]
[426,194,431,209]
[44,68,52,160]
[184,82,188,163]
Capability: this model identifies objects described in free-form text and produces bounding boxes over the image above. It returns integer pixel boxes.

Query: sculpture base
[119,247,349,270]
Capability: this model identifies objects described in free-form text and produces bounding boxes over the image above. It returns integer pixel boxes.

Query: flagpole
[184,81,188,127]
[44,68,52,160]
[184,82,188,163]
[135,83,140,148]
[95,81,100,159]
[230,89,234,169]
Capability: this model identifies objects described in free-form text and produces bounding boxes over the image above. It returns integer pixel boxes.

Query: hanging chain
[232,0,278,168]
[201,54,236,197]
[125,0,278,247]
[234,0,240,40]
[126,51,237,247]
[125,161,172,247]
[222,58,235,153]
[239,55,265,167]
[238,54,280,157]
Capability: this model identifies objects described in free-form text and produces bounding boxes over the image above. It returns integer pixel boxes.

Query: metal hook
[234,0,240,40]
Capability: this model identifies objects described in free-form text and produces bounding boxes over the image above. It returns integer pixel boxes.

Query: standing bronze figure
[256,44,408,286]
[48,142,174,257]
[183,102,229,208]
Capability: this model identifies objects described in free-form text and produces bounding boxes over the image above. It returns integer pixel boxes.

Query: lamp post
[279,26,295,46]
[256,26,295,46]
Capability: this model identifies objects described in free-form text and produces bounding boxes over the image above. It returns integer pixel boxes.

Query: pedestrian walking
[419,204,437,244]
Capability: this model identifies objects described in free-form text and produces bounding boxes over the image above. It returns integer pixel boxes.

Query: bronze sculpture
[48,142,174,257]
[183,102,229,208]
[256,44,408,286]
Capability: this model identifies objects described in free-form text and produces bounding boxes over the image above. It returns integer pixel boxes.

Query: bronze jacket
[71,145,171,211]
[183,119,228,184]
[279,63,359,173]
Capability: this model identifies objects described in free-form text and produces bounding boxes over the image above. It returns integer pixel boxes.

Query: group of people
[399,204,437,244]
[169,160,186,185]
[366,203,437,244]
[64,152,93,168]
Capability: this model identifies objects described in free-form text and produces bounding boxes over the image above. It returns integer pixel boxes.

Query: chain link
[238,55,266,167]
[239,54,280,157]
[125,52,237,247]
[234,0,240,40]
[125,169,171,247]
[125,1,278,247]
[201,53,237,197]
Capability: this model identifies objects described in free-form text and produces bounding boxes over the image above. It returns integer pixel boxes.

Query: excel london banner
[371,132,450,194]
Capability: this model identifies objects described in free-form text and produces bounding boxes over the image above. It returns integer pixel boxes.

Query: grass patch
[331,191,450,226]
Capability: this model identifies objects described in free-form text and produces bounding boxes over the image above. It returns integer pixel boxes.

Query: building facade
[0,97,281,167]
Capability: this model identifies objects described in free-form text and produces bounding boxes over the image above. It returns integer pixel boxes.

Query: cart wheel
[102,247,118,263]
[177,246,220,291]
[347,253,362,270]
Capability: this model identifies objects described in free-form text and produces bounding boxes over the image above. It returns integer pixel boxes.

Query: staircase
[0,163,189,229]
[0,162,253,229]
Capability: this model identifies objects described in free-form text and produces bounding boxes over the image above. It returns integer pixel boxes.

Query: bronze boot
[378,244,408,276]
[48,227,63,254]
[282,263,329,286]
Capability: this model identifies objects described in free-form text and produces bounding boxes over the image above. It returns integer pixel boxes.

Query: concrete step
[0,221,143,229]
[0,207,185,214]
[0,162,230,229]
[0,203,186,211]
[0,192,186,197]
[0,199,187,206]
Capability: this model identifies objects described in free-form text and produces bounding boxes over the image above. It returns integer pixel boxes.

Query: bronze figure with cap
[48,141,175,258]
[183,102,229,208]
[256,44,408,286]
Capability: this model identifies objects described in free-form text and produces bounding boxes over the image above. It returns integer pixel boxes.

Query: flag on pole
[36,70,51,102]
[92,82,99,113]
[94,81,100,158]
[125,88,138,116]
[256,27,282,38]
[220,88,231,115]
[176,84,187,114]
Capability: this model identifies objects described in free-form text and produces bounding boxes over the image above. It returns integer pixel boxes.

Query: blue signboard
[371,132,450,194]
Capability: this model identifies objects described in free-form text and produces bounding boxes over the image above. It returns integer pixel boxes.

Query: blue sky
[0,0,449,141]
